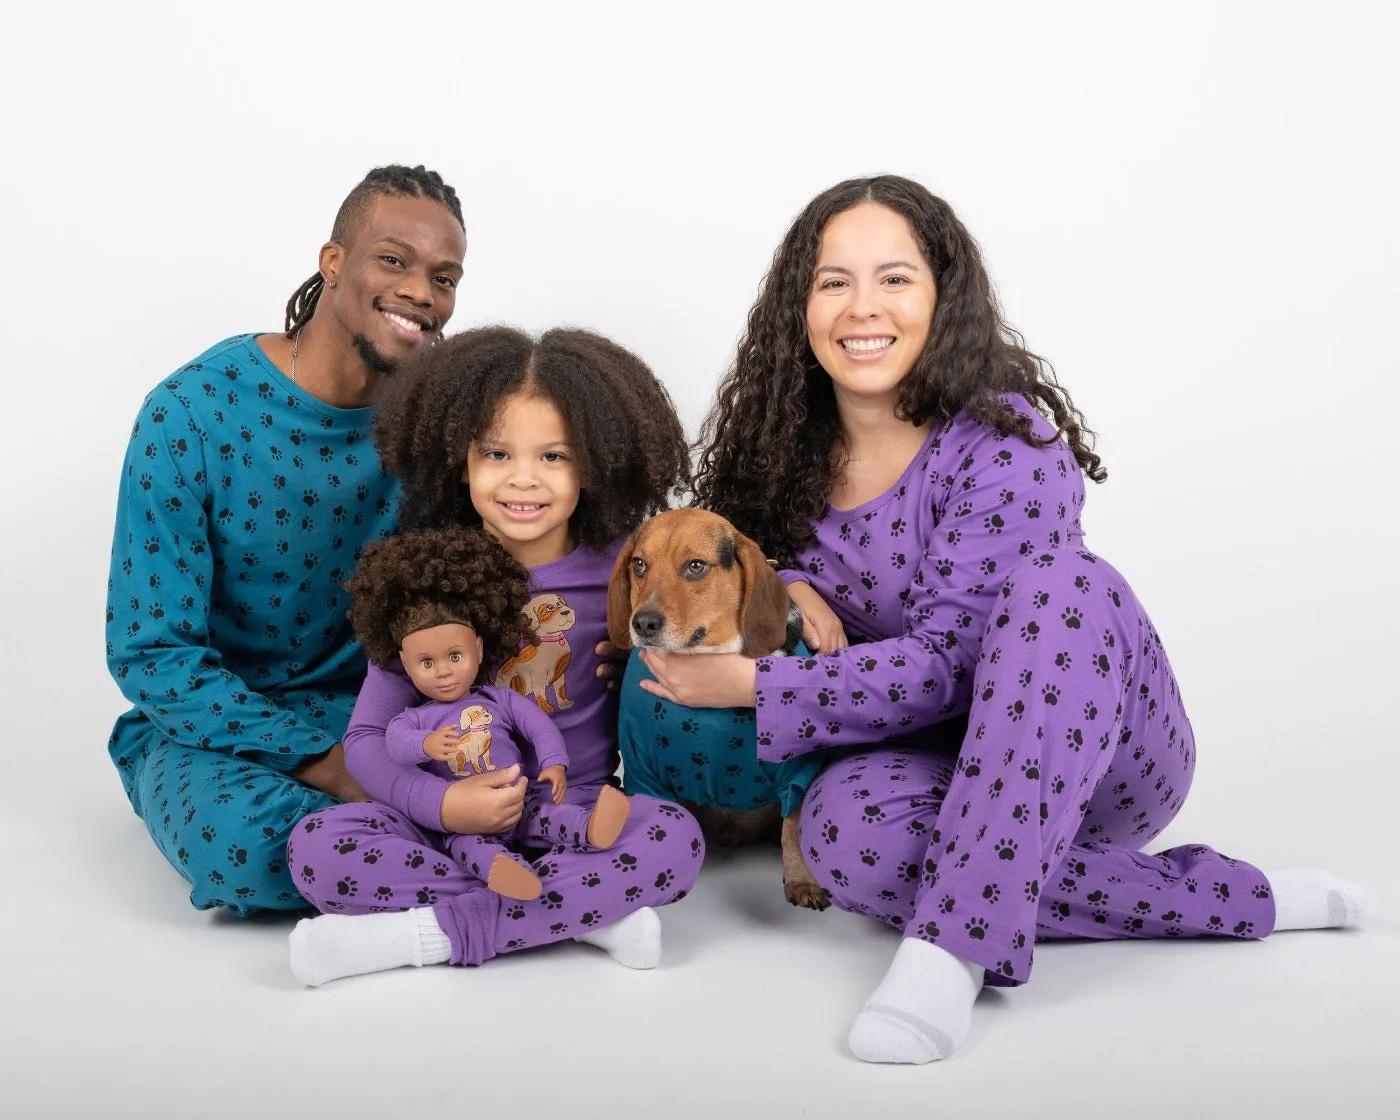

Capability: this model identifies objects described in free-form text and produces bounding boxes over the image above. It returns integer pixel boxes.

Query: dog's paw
[784,879,831,911]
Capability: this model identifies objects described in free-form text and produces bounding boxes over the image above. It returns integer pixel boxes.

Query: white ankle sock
[1266,868,1376,931]
[573,907,662,969]
[848,939,985,1064]
[290,908,451,988]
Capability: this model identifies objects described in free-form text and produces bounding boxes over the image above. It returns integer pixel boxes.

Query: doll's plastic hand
[594,640,628,691]
[638,650,758,708]
[538,764,567,803]
[422,725,464,763]
[787,581,849,652]
[439,764,526,834]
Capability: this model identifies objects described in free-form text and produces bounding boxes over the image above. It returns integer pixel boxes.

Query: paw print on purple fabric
[995,838,1019,861]
[611,852,639,873]
[1019,621,1041,642]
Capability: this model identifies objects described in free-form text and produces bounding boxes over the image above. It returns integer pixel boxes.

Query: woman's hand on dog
[439,764,527,834]
[638,650,758,708]
[594,640,628,690]
[787,581,849,652]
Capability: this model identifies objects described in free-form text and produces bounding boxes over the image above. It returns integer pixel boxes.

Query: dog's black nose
[632,610,664,640]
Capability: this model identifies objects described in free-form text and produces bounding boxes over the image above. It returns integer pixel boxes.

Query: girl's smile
[465,392,580,567]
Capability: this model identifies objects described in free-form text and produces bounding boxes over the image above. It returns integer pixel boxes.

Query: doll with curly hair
[345,527,631,902]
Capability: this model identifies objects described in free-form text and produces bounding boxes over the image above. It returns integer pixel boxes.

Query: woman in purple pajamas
[640,175,1373,1062]
[288,327,704,986]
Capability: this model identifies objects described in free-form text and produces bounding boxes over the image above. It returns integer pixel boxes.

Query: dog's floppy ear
[607,530,640,650]
[736,533,790,657]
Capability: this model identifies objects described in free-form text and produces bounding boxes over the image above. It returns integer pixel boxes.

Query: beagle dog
[607,507,830,909]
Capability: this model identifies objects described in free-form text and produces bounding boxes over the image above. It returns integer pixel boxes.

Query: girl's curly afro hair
[344,527,536,676]
[373,326,690,547]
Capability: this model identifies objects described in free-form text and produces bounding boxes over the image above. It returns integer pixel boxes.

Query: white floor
[3,751,1396,1120]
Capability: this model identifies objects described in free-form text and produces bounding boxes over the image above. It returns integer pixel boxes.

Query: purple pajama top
[345,543,622,830]
[386,684,568,782]
[757,397,1086,761]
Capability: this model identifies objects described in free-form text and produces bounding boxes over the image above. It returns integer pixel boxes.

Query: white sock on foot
[573,907,662,969]
[290,908,451,988]
[1266,869,1375,931]
[848,939,984,1064]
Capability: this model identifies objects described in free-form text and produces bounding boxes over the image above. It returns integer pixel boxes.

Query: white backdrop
[2,3,1397,1118]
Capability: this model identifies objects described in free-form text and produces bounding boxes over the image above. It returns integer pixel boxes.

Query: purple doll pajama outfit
[760,398,1276,986]
[385,685,603,878]
[288,545,704,966]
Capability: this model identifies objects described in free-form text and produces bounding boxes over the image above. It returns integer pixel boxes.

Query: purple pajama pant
[289,784,703,965]
[443,785,604,878]
[799,550,1277,986]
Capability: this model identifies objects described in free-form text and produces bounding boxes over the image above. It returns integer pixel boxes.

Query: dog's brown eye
[631,557,647,578]
[684,559,709,579]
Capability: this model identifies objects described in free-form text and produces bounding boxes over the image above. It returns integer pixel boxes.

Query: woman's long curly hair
[694,174,1105,566]
[344,527,535,676]
[375,326,690,549]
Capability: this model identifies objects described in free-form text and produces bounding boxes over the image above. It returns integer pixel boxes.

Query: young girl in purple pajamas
[289,327,703,986]
[641,175,1374,1062]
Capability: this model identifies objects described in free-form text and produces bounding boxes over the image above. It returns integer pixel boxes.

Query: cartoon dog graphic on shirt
[448,705,496,776]
[494,592,575,714]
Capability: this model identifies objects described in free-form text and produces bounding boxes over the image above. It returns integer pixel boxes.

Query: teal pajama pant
[123,738,336,914]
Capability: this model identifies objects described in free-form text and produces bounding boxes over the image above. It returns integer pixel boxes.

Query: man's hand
[788,581,849,652]
[422,725,464,764]
[594,639,628,691]
[537,764,567,803]
[289,743,368,803]
[439,764,527,834]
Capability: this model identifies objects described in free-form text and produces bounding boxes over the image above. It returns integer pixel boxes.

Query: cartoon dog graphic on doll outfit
[448,705,495,775]
[494,592,575,714]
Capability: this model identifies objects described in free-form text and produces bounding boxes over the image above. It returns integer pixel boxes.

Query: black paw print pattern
[288,785,704,965]
[768,406,1274,986]
[133,740,338,914]
[615,646,826,821]
[107,337,400,913]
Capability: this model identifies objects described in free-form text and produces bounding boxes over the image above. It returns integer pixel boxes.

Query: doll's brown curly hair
[344,528,535,675]
[374,326,690,547]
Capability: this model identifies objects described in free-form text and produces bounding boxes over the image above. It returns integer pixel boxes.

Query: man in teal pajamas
[105,165,468,914]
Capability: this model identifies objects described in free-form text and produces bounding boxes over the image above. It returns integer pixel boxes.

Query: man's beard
[353,334,398,376]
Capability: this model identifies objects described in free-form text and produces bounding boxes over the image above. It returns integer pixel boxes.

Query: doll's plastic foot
[585,784,631,849]
[486,853,543,901]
